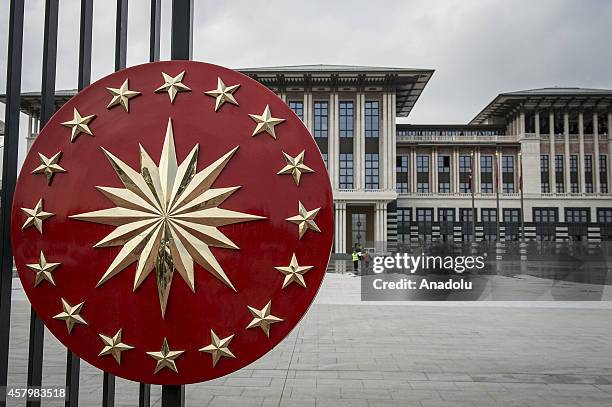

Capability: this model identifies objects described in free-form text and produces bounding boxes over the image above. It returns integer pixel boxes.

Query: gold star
[246,301,283,337]
[98,328,134,365]
[204,77,240,111]
[21,198,54,234]
[199,330,236,367]
[248,105,285,138]
[106,79,141,112]
[53,298,87,334]
[26,250,60,287]
[154,71,191,103]
[70,118,265,318]
[286,201,321,239]
[277,151,314,186]
[32,151,66,185]
[275,253,313,289]
[146,338,184,374]
[61,108,96,142]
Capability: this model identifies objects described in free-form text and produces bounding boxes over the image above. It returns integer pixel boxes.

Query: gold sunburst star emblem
[70,118,265,317]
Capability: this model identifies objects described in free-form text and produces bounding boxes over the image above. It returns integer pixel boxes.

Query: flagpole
[495,149,500,241]
[519,152,525,242]
[470,150,476,242]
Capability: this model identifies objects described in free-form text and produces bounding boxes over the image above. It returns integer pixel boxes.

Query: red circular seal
[11,61,333,384]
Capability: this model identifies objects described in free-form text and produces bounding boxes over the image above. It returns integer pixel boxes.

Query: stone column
[391,92,398,190]
[303,92,310,131]
[593,113,600,194]
[496,148,503,193]
[519,111,526,135]
[432,147,438,193]
[564,112,570,192]
[335,202,347,253]
[578,112,585,193]
[354,93,362,190]
[608,113,612,193]
[360,93,366,189]
[411,148,417,193]
[381,92,388,189]
[328,92,337,190]
[475,147,481,193]
[549,111,556,192]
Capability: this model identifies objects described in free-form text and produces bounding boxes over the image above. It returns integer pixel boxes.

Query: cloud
[1,0,612,125]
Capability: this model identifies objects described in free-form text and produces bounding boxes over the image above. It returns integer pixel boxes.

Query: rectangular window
[570,155,579,193]
[364,101,379,138]
[288,101,303,121]
[585,155,593,193]
[397,208,412,243]
[416,155,430,193]
[313,102,328,167]
[502,156,514,193]
[597,208,612,223]
[339,153,353,189]
[459,155,472,193]
[416,208,433,222]
[503,208,520,223]
[339,101,354,138]
[533,208,558,223]
[540,155,550,193]
[365,153,379,189]
[437,155,450,193]
[396,155,409,193]
[600,155,609,193]
[481,208,497,222]
[555,155,565,193]
[480,155,493,193]
[460,208,475,222]
[438,208,455,222]
[565,208,590,223]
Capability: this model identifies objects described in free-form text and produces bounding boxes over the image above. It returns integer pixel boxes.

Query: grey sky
[1,0,612,125]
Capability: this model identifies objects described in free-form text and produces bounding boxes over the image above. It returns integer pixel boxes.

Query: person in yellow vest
[351,249,360,274]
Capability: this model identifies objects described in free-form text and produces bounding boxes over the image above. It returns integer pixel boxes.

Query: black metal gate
[0,1,193,405]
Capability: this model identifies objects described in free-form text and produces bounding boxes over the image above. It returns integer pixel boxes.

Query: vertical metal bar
[161,385,185,407]
[115,0,128,71]
[139,383,151,407]
[25,3,59,406]
[65,351,79,407]
[0,1,25,405]
[170,0,193,60]
[102,373,115,407]
[149,0,161,62]
[102,2,129,402]
[78,0,93,91]
[64,2,93,406]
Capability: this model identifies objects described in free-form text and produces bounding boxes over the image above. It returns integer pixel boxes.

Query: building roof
[0,64,434,119]
[470,87,612,124]
[239,64,434,117]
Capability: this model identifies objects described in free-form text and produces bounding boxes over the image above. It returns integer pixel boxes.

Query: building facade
[10,65,612,252]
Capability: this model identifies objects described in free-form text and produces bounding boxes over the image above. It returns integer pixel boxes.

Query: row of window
[397,129,503,137]
[288,100,380,138]
[540,154,609,193]
[396,154,515,193]
[524,112,610,135]
[396,207,612,224]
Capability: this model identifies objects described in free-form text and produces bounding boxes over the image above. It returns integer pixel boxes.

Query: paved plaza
[5,269,612,406]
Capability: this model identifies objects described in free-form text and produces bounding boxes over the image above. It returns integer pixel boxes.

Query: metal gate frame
[0,1,193,406]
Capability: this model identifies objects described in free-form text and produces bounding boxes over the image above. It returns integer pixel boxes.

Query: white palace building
[10,65,612,253]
